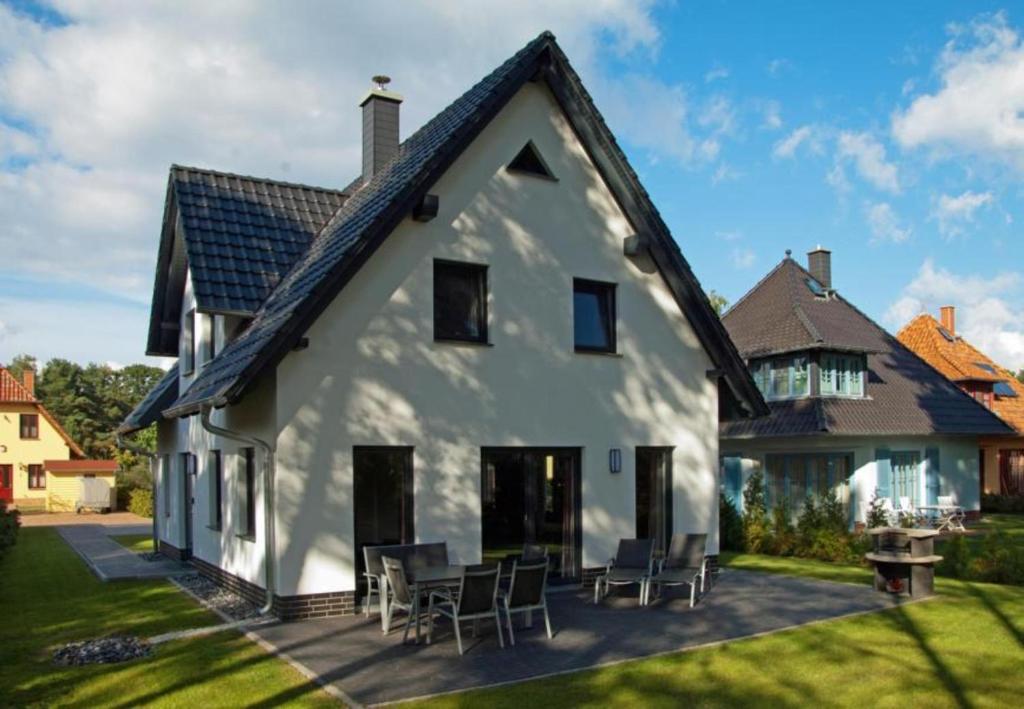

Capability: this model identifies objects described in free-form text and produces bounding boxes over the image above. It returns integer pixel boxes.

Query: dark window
[636,448,673,556]
[162,454,171,517]
[19,413,39,439]
[203,314,216,362]
[0,464,11,491]
[27,464,45,490]
[507,141,555,179]
[573,279,616,353]
[241,447,256,538]
[182,309,195,374]
[354,447,415,599]
[434,260,488,343]
[995,381,1019,398]
[209,450,222,530]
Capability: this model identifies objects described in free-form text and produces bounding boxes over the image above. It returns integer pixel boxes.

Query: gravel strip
[53,636,152,666]
[176,573,261,620]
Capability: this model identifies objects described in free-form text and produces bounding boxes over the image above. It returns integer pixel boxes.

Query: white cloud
[704,65,729,83]
[773,124,823,159]
[766,58,791,76]
[885,259,1024,369]
[760,100,783,130]
[715,230,742,242]
[731,247,756,269]
[711,162,742,185]
[932,190,994,238]
[865,201,911,243]
[834,131,900,193]
[892,12,1024,172]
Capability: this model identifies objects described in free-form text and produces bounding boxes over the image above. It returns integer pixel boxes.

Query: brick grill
[865,528,942,599]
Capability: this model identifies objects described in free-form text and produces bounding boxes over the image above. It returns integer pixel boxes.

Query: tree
[5,353,37,382]
[707,290,729,316]
[1016,369,1024,385]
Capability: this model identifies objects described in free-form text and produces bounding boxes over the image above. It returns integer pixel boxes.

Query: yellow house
[0,366,117,511]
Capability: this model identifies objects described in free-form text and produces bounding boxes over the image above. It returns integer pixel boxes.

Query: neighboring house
[0,366,117,511]
[897,307,1024,496]
[719,249,1012,525]
[117,32,766,620]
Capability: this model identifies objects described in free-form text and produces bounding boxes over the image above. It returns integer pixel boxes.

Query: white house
[119,32,766,619]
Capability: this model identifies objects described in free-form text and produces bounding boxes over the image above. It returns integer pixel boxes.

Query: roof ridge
[0,365,36,402]
[895,312,935,339]
[170,164,351,196]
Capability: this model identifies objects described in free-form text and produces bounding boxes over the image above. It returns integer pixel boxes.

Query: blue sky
[1,1,1022,369]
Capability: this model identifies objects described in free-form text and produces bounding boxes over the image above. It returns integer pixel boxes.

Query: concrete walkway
[56,523,191,581]
[251,569,903,706]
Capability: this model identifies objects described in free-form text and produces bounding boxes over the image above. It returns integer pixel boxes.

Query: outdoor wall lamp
[609,448,622,474]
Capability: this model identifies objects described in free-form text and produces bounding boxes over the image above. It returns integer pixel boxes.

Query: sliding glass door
[353,447,414,599]
[481,448,581,582]
[636,447,673,556]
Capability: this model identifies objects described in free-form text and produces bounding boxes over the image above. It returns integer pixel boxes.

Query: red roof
[0,367,35,402]
[44,460,118,473]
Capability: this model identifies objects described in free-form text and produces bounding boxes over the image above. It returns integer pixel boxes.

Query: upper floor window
[751,355,809,400]
[182,309,195,375]
[434,260,488,343]
[573,279,617,353]
[820,353,865,397]
[19,413,39,439]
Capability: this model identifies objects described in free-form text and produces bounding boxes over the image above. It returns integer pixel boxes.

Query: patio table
[917,504,966,533]
[406,564,465,644]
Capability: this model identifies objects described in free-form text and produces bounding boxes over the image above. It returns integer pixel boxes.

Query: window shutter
[875,448,892,500]
[925,447,940,506]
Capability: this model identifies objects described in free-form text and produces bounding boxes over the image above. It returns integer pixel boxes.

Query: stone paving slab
[252,569,902,706]
[56,524,191,581]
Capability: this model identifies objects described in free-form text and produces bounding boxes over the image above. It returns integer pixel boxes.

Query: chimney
[22,369,35,397]
[940,305,956,335]
[360,75,402,183]
[807,245,832,289]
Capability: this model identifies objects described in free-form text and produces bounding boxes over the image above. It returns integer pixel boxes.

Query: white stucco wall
[721,434,982,522]
[272,81,720,596]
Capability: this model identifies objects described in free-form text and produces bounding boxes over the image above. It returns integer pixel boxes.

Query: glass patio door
[353,447,414,599]
[891,452,921,507]
[636,448,673,556]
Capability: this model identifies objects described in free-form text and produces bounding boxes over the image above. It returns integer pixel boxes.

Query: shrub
[742,470,771,553]
[795,493,855,562]
[769,502,796,556]
[719,493,744,552]
[971,529,1024,585]
[128,488,153,519]
[865,489,890,529]
[0,501,20,558]
[938,534,972,580]
[981,494,1024,514]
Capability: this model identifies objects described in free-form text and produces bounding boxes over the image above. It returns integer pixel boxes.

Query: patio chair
[427,563,505,655]
[593,538,654,606]
[362,546,386,618]
[497,558,553,646]
[382,556,421,644]
[937,495,966,531]
[521,543,548,561]
[648,533,708,608]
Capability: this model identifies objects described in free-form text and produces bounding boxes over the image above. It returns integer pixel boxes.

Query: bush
[938,534,972,580]
[795,493,856,562]
[970,529,1024,585]
[981,494,1024,514]
[865,489,890,529]
[769,502,796,556]
[128,488,153,519]
[719,494,743,552]
[742,470,771,553]
[0,501,21,558]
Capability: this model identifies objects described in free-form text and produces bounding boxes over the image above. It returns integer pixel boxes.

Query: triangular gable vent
[507,141,555,179]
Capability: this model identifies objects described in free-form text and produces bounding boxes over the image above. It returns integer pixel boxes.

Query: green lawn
[111,533,155,554]
[408,545,1024,707]
[0,528,337,708]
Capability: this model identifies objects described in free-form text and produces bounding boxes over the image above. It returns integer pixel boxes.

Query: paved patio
[252,569,899,706]
[55,522,191,580]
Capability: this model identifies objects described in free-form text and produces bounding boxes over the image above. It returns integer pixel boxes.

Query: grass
[407,526,1024,708]
[111,533,155,554]
[0,528,338,708]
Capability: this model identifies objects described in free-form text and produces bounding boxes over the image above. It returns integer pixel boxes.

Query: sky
[1,0,1022,371]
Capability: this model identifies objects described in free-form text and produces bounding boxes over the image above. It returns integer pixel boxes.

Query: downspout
[200,405,276,616]
[116,432,159,554]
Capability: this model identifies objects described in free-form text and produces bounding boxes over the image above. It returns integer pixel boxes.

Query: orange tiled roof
[897,314,1024,433]
[0,366,85,457]
[44,460,118,472]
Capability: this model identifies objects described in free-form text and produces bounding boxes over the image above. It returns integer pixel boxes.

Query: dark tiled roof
[117,363,179,434]
[162,31,766,419]
[721,258,1014,438]
[172,166,349,314]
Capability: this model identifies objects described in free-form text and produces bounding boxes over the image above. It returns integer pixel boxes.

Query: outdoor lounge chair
[382,556,421,644]
[648,533,708,608]
[497,558,553,646]
[427,563,505,655]
[593,538,654,606]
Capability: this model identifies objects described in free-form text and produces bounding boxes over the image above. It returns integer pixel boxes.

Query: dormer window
[820,352,865,397]
[751,355,808,400]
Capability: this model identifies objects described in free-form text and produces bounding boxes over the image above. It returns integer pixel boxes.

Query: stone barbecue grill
[865,528,942,599]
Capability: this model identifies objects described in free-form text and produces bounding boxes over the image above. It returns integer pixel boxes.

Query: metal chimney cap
[372,75,391,90]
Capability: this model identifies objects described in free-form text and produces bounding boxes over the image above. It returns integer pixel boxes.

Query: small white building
[119,32,766,619]
[719,250,1012,525]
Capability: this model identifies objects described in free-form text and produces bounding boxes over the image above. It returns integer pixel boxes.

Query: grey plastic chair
[648,533,708,607]
[382,556,419,644]
[362,546,385,618]
[594,538,654,606]
[427,563,505,655]
[498,558,552,646]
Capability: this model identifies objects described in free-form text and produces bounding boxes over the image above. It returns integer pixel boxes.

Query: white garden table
[917,504,966,533]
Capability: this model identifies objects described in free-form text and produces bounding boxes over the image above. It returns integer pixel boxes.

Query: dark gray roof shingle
[721,258,1014,438]
[116,363,179,434]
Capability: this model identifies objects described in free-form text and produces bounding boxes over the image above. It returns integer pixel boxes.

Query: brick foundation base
[190,556,356,621]
[159,540,189,562]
